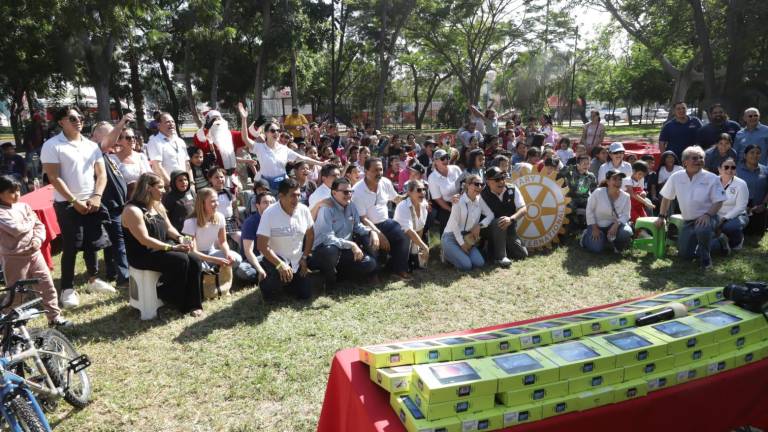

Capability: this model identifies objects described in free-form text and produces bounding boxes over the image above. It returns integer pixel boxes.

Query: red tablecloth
[19,185,60,270]
[317,300,768,432]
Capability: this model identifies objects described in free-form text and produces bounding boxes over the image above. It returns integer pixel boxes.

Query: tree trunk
[158,57,180,134]
[254,0,272,119]
[82,34,115,121]
[688,0,716,106]
[290,44,299,108]
[418,73,452,129]
[128,43,146,135]
[409,64,421,129]
[183,43,202,128]
[374,0,390,130]
[722,0,748,119]
[9,87,25,147]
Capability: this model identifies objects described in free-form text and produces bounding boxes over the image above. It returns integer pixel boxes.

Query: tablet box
[567,368,624,393]
[541,395,580,419]
[574,310,636,335]
[410,389,494,421]
[360,344,414,368]
[637,318,716,355]
[576,386,615,410]
[498,404,544,427]
[482,351,560,392]
[434,336,487,361]
[612,380,648,403]
[371,365,412,394]
[390,394,461,432]
[498,326,553,349]
[468,332,520,356]
[652,291,708,309]
[691,307,764,341]
[525,320,583,343]
[497,381,569,406]
[718,330,763,355]
[399,340,452,364]
[458,408,503,432]
[732,341,767,367]
[624,299,671,310]
[591,330,669,367]
[674,363,707,385]
[623,355,675,381]
[537,340,617,379]
[411,360,498,404]
[644,368,678,392]
[671,286,724,304]
[703,353,736,377]
[673,343,719,367]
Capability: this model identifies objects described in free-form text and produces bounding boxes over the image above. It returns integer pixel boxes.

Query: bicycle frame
[0,358,52,432]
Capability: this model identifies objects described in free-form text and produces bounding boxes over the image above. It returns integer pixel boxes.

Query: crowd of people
[0,100,765,320]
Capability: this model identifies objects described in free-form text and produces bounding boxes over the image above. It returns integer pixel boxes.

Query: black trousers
[259,259,311,301]
[129,251,203,313]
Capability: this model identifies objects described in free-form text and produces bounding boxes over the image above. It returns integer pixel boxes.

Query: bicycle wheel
[35,329,92,408]
[7,394,47,432]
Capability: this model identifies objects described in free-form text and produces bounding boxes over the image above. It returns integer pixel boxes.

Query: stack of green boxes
[360,286,768,432]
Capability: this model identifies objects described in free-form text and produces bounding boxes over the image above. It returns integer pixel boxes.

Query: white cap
[608,142,626,153]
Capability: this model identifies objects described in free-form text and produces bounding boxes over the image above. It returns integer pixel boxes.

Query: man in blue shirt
[697,104,741,150]
[735,143,768,235]
[239,192,275,282]
[659,102,703,160]
[734,107,768,165]
[309,177,377,288]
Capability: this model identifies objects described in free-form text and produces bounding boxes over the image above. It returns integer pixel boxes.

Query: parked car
[644,108,669,121]
[0,113,8,127]
[604,108,628,122]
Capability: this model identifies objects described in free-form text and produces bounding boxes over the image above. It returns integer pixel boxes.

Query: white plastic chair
[128,266,164,320]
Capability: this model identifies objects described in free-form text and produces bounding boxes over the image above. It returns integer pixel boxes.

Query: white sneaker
[732,237,744,251]
[88,278,117,294]
[496,257,513,268]
[60,289,80,309]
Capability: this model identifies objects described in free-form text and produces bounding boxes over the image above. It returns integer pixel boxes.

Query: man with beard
[193,107,257,175]
[697,104,741,150]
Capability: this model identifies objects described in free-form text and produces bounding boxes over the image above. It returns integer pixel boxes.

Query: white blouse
[394,198,428,233]
[443,193,494,245]
[586,187,631,227]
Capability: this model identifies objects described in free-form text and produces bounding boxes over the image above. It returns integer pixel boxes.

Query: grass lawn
[35,230,768,431]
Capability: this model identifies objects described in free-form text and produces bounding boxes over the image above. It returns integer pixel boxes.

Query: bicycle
[0,279,92,417]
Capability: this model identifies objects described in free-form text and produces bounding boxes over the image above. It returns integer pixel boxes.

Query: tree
[399,49,453,129]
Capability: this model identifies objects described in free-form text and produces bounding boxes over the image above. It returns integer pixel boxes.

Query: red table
[19,185,60,270]
[317,301,768,432]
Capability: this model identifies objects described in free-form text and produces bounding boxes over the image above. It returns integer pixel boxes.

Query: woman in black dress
[122,172,204,317]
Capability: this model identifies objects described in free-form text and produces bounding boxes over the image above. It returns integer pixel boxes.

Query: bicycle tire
[34,329,92,409]
[8,394,47,432]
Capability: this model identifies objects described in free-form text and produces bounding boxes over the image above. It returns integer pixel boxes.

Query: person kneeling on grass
[441,174,494,271]
[582,169,633,253]
[0,175,70,328]
[480,167,528,267]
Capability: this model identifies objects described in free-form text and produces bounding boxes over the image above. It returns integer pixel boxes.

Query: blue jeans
[581,223,633,253]
[710,214,748,252]
[375,220,410,274]
[441,232,484,271]
[103,209,129,283]
[678,216,718,263]
[259,258,311,301]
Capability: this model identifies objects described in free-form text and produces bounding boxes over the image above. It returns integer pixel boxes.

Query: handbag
[460,201,479,247]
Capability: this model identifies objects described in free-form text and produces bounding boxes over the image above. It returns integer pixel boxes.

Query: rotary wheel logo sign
[509,166,571,250]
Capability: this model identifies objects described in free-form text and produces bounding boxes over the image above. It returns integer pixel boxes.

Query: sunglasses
[333,189,353,195]
[415,188,426,193]
[120,135,136,140]
[688,156,703,161]
[722,165,736,170]
[268,128,280,133]
[472,182,485,187]
[68,115,83,123]
[438,156,450,161]
[747,114,759,118]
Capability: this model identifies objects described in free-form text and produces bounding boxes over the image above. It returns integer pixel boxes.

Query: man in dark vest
[480,167,528,267]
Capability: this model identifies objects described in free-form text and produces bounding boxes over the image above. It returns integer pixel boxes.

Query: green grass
[33,232,768,431]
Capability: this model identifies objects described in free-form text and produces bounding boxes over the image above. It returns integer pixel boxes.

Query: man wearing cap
[428,149,463,234]
[597,142,633,182]
[658,101,703,160]
[582,169,633,253]
[655,146,726,269]
[480,167,528,266]
[283,108,309,140]
[146,112,193,186]
[734,108,768,165]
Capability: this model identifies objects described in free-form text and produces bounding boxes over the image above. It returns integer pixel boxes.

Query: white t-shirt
[308,183,331,210]
[257,202,313,272]
[657,165,683,185]
[718,177,749,220]
[251,141,301,178]
[585,187,631,227]
[40,132,104,202]
[115,152,152,185]
[394,198,428,233]
[597,161,633,183]
[351,178,398,225]
[660,169,726,220]
[216,190,235,219]
[146,133,189,176]
[428,165,463,201]
[182,216,225,253]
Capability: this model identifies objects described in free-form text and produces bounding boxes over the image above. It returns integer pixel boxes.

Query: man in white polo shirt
[428,149,462,234]
[308,163,340,217]
[351,158,410,279]
[146,112,193,186]
[655,145,726,269]
[41,106,109,308]
[257,178,315,300]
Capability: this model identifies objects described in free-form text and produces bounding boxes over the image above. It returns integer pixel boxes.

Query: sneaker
[48,317,73,328]
[440,247,445,264]
[732,238,744,251]
[718,234,731,256]
[88,278,116,294]
[496,257,512,268]
[60,289,80,309]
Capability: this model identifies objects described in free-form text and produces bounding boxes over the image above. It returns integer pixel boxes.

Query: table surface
[19,185,56,212]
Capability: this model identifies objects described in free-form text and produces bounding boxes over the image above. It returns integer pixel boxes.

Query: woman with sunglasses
[441,174,494,271]
[713,157,749,252]
[394,180,430,270]
[239,107,321,193]
[113,127,152,197]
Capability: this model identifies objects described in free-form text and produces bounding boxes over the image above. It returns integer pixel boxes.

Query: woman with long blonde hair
[182,187,242,270]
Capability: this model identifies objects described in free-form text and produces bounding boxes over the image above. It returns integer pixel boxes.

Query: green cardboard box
[525,320,583,343]
[644,368,678,392]
[612,380,648,403]
[468,332,520,356]
[625,299,671,310]
[674,363,707,385]
[411,360,498,404]
[732,341,767,367]
[574,310,636,335]
[623,355,675,381]
[360,344,414,368]
[497,381,569,406]
[652,291,709,309]
[390,393,461,432]
[591,330,669,367]
[703,353,736,377]
[434,336,487,361]
[673,343,719,367]
[481,351,560,392]
[541,395,580,419]
[691,306,765,341]
[498,326,553,349]
[457,408,504,432]
[400,340,453,364]
[567,369,624,393]
[670,286,724,304]
[537,340,617,379]
[371,365,412,394]
[718,330,763,355]
[498,404,543,427]
[636,318,716,355]
[576,386,615,410]
[410,389,494,421]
